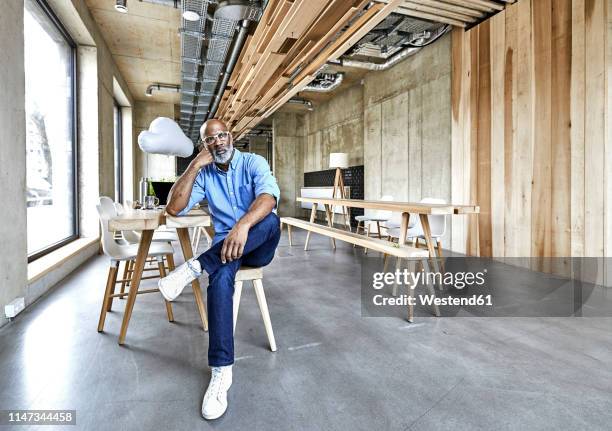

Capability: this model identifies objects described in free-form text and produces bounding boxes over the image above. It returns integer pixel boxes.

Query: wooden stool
[232,267,277,352]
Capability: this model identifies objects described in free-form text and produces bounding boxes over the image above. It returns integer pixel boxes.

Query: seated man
[160,119,281,420]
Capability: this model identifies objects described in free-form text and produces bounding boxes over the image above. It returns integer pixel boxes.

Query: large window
[24,0,78,261]
[114,102,123,203]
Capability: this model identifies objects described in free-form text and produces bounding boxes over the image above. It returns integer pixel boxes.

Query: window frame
[113,101,123,204]
[26,0,79,263]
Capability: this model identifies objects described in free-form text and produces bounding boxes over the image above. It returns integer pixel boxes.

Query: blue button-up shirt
[178,149,280,245]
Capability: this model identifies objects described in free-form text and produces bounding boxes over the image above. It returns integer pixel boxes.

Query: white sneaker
[158,258,202,301]
[201,365,233,420]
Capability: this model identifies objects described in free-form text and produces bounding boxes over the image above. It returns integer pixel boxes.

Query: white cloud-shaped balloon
[138,117,194,157]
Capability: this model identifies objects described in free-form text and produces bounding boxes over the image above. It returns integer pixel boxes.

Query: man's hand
[220,221,250,263]
[193,146,214,169]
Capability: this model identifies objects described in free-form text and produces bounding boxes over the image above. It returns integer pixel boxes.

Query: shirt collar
[229,148,241,170]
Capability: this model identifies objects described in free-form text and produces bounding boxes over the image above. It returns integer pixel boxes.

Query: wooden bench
[279,217,439,322]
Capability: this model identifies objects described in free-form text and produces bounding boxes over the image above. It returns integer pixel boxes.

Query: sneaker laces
[206,368,225,401]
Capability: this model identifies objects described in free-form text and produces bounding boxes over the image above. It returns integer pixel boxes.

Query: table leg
[118,230,153,345]
[304,203,318,251]
[399,213,410,245]
[176,227,209,332]
[324,204,336,249]
[419,214,442,282]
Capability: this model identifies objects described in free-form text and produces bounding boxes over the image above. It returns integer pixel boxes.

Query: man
[160,119,281,420]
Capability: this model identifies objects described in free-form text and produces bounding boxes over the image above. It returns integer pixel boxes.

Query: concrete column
[0,0,27,319]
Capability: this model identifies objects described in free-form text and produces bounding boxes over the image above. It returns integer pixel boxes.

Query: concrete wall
[0,0,27,323]
[363,34,452,238]
[0,0,135,327]
[273,112,305,217]
[273,34,452,244]
[303,84,364,172]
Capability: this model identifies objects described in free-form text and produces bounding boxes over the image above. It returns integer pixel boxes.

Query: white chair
[387,197,447,257]
[96,202,177,337]
[354,195,394,253]
[232,266,276,352]
[112,201,178,244]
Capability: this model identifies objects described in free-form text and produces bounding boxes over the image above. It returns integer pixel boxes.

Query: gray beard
[212,146,233,164]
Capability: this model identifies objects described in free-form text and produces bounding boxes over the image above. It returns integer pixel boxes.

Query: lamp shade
[329,152,349,169]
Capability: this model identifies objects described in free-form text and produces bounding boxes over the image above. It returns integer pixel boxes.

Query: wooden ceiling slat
[217,0,512,137]
[407,0,485,18]
[394,7,467,27]
[402,1,477,23]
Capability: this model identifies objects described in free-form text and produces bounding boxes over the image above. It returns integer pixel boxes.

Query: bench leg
[253,279,277,352]
[287,224,293,246]
[324,204,336,249]
[422,259,441,317]
[353,220,362,248]
[304,203,317,251]
[232,280,244,334]
[392,257,401,296]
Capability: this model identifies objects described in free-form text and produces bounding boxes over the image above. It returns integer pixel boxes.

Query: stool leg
[98,261,119,332]
[252,279,277,352]
[232,280,243,334]
[157,257,174,322]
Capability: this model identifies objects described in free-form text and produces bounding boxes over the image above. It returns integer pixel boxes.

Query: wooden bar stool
[232,267,276,352]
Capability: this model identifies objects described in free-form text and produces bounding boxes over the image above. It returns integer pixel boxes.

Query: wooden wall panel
[570,0,586,258]
[476,20,492,257]
[532,0,552,265]
[584,0,606,258]
[550,0,572,260]
[490,11,506,258]
[451,0,610,262]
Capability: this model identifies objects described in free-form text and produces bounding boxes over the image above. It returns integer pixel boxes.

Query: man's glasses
[200,131,230,146]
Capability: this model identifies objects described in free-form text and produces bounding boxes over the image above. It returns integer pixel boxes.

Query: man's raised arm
[166,148,213,216]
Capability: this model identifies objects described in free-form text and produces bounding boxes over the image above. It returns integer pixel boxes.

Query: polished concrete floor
[1,230,612,430]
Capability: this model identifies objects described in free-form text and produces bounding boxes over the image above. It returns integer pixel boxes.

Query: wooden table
[108,208,211,345]
[296,197,480,260]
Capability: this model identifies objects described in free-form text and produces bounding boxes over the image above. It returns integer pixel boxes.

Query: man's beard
[212,145,233,164]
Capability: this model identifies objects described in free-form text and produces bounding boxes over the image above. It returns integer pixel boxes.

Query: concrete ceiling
[84,0,181,104]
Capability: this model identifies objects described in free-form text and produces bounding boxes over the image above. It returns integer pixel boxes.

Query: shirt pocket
[238,182,255,205]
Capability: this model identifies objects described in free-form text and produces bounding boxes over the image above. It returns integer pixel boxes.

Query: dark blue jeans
[196,212,281,366]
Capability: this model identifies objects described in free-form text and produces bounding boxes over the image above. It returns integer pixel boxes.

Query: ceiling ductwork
[215,0,262,20]
[287,98,313,111]
[177,0,263,143]
[145,83,181,97]
[328,46,420,71]
[329,16,450,72]
[303,72,344,93]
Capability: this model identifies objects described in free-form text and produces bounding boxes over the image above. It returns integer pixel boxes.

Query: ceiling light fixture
[115,0,128,13]
[182,10,200,21]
